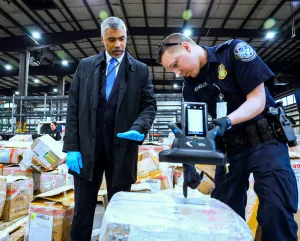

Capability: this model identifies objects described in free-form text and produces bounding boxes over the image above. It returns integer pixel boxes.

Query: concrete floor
[91,204,105,241]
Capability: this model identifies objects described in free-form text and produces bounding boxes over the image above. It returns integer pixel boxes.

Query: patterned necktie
[106,58,117,100]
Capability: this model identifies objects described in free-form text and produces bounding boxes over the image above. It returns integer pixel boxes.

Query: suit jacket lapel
[92,51,106,109]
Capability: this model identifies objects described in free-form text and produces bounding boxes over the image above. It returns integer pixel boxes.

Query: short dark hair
[51,121,58,127]
[156,33,195,64]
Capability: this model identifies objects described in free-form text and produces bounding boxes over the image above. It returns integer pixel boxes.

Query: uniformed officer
[157,33,298,241]
[48,121,61,141]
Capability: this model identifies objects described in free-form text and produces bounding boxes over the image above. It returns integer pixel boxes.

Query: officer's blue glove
[212,117,232,137]
[117,130,144,141]
[183,164,204,198]
[66,151,83,175]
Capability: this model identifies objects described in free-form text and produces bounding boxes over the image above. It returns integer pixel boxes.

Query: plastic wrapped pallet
[99,192,252,241]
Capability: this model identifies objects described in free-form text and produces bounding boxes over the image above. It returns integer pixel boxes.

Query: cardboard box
[9,135,32,142]
[137,149,159,175]
[173,166,183,186]
[0,149,23,164]
[195,164,216,181]
[138,143,165,153]
[28,186,74,241]
[100,176,106,190]
[9,226,24,241]
[39,171,73,193]
[0,164,4,176]
[0,177,6,219]
[0,216,27,241]
[291,159,300,209]
[136,168,170,190]
[1,176,33,221]
[3,165,32,177]
[294,211,300,240]
[31,135,66,171]
[245,174,259,239]
[197,174,215,195]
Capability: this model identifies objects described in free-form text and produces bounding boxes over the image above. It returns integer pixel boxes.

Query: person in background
[48,121,61,141]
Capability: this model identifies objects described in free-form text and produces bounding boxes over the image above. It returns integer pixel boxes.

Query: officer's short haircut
[101,17,127,37]
[156,33,195,64]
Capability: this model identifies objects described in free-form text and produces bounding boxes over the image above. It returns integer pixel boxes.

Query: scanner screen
[187,107,204,135]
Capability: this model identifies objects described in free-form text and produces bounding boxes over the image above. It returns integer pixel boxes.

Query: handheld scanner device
[160,102,226,166]
[182,102,208,138]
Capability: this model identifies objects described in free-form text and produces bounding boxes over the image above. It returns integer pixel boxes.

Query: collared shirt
[183,39,276,136]
[105,51,125,76]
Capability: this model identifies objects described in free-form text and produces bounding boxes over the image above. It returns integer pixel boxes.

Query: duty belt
[223,118,275,148]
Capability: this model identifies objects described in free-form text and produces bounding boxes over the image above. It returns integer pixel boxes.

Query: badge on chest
[218,64,227,80]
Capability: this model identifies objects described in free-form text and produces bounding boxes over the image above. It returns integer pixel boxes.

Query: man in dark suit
[63,17,157,241]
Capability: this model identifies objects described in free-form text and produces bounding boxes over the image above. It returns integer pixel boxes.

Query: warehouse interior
[0,0,300,240]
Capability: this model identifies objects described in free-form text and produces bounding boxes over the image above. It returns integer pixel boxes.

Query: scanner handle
[207,126,220,140]
[168,122,184,138]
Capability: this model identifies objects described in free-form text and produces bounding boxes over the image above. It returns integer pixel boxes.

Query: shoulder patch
[234,42,257,62]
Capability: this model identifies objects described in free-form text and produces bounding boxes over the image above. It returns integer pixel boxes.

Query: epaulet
[216,39,235,51]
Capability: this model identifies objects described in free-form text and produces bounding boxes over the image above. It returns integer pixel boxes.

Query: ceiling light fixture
[266,31,276,39]
[183,29,192,37]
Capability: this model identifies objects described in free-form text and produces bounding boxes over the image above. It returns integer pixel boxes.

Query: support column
[18,50,30,96]
[57,75,65,121]
[294,78,300,121]
[16,50,30,132]
[57,75,65,96]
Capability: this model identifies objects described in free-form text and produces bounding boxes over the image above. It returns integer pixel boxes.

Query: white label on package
[28,213,54,241]
[291,161,300,210]
[141,179,161,193]
[33,141,51,168]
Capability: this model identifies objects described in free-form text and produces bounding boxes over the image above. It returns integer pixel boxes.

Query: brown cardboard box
[295,211,300,240]
[100,175,106,190]
[3,165,32,177]
[136,168,171,190]
[137,149,159,175]
[28,186,74,241]
[173,166,183,186]
[31,135,66,171]
[195,164,216,181]
[1,176,33,221]
[0,164,4,175]
[0,148,23,164]
[138,143,165,153]
[197,174,215,195]
[9,226,25,241]
[0,177,6,218]
[39,171,73,193]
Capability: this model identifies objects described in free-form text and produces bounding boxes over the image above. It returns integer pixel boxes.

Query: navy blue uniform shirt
[183,39,277,137]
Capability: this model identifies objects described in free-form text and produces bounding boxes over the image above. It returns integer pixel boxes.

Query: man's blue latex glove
[117,130,144,141]
[66,151,83,175]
